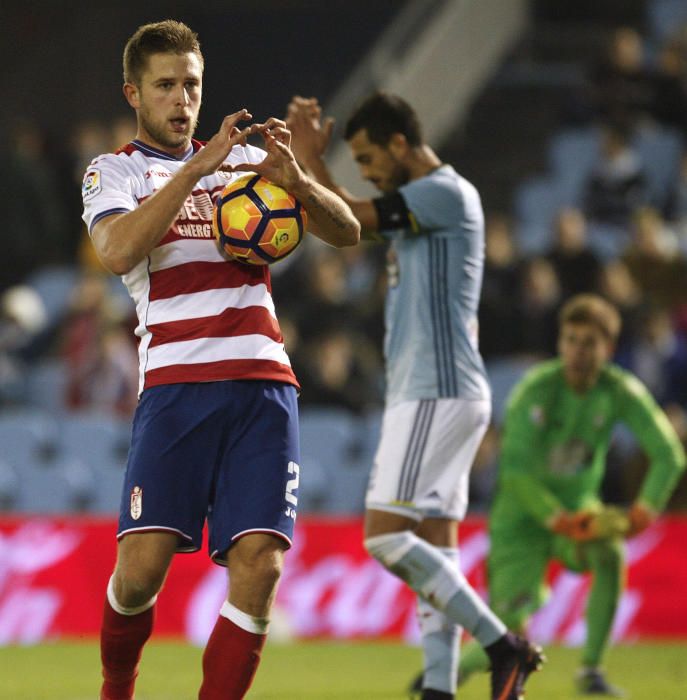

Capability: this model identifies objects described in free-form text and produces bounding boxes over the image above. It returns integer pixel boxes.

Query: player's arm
[286,97,381,238]
[233,118,359,248]
[91,111,261,275]
[617,372,687,533]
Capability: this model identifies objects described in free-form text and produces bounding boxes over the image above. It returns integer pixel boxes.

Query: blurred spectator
[588,27,658,127]
[479,214,523,358]
[598,258,644,355]
[622,206,687,309]
[60,273,138,417]
[664,149,687,243]
[1,123,70,287]
[516,256,561,357]
[295,324,382,415]
[652,34,687,136]
[618,305,687,409]
[545,207,602,297]
[0,286,47,405]
[584,121,648,226]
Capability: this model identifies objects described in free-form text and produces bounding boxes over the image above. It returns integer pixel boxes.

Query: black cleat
[407,673,454,700]
[576,668,626,697]
[407,671,423,699]
[487,632,546,700]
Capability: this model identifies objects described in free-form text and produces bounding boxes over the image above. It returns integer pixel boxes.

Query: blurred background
[1,0,687,520]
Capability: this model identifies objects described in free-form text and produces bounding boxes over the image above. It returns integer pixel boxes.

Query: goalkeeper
[414,294,685,697]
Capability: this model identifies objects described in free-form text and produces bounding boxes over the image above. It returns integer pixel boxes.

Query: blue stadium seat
[486,357,536,424]
[24,359,68,412]
[0,408,59,467]
[25,265,79,327]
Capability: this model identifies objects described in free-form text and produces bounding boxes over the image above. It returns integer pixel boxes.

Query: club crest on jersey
[130,486,143,520]
[82,169,102,199]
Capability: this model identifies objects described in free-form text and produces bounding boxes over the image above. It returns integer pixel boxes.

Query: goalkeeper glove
[549,510,597,541]
[627,502,656,537]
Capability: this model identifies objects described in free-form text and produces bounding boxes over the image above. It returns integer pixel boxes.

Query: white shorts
[365,398,491,521]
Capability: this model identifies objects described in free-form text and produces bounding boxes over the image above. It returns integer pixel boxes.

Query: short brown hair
[123,20,203,85]
[559,294,621,342]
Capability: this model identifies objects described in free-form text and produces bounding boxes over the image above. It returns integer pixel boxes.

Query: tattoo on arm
[306,190,349,230]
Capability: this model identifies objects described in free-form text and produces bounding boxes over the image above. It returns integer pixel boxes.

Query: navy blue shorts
[117,380,300,565]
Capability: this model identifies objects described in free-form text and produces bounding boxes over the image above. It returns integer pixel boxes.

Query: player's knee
[114,566,165,609]
[230,537,285,588]
[364,531,415,569]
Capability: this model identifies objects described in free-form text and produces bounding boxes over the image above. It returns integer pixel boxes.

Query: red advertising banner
[1,515,686,645]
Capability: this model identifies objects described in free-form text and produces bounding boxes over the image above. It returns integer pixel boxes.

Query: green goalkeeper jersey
[491,359,686,528]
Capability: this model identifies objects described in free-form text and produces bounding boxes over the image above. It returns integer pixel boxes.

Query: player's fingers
[221,109,252,132]
[323,116,335,140]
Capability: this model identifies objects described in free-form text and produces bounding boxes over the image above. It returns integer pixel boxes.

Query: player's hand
[190,110,259,177]
[550,510,598,541]
[627,502,656,538]
[234,118,307,193]
[286,95,335,170]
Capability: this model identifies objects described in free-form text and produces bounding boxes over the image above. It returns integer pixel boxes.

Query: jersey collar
[130,139,196,162]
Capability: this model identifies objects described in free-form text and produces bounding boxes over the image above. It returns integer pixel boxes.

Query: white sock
[107,575,157,616]
[417,546,461,693]
[365,532,506,647]
[220,601,270,635]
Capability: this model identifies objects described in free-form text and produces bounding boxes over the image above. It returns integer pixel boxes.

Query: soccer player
[81,21,359,700]
[453,294,686,696]
[287,92,544,700]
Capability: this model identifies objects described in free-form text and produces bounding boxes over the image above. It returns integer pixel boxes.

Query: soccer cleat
[407,672,423,699]
[406,674,454,700]
[487,633,545,700]
[576,668,626,696]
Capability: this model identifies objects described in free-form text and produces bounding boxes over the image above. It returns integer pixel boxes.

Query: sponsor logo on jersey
[130,486,143,520]
[82,169,101,199]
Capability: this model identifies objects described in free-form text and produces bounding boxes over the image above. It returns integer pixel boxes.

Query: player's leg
[365,399,543,700]
[556,536,626,696]
[199,381,300,700]
[199,533,288,700]
[456,519,550,688]
[100,384,224,700]
[411,517,462,699]
[100,532,177,700]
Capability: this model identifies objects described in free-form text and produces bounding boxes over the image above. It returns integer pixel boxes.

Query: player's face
[126,52,203,155]
[348,129,410,193]
[558,322,613,392]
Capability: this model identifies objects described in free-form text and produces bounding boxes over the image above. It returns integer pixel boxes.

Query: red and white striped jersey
[81,139,298,396]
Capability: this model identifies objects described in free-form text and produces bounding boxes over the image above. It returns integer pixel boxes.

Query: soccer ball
[213,174,307,265]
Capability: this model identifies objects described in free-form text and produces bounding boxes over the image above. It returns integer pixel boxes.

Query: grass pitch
[1,639,685,699]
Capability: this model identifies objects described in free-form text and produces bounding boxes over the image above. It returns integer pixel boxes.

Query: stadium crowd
[1,14,687,513]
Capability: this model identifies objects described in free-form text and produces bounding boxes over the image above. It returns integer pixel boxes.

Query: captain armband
[372,192,421,237]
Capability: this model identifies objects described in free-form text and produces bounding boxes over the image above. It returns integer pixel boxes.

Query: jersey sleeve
[615,370,686,511]
[81,155,138,234]
[499,373,567,526]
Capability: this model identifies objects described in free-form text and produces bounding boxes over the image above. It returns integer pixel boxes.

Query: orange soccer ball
[213,174,307,265]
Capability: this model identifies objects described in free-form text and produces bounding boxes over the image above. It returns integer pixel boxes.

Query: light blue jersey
[381,165,490,406]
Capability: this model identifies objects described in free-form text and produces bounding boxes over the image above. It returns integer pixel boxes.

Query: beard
[138,105,198,151]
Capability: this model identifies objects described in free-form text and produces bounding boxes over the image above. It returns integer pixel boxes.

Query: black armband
[372,192,418,233]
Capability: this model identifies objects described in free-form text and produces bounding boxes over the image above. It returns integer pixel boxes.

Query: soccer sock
[416,546,461,695]
[198,601,269,700]
[365,532,506,647]
[582,540,624,668]
[100,576,156,700]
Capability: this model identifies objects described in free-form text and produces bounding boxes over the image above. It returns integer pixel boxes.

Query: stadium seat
[486,357,536,424]
[25,265,79,327]
[23,359,68,412]
[0,408,59,467]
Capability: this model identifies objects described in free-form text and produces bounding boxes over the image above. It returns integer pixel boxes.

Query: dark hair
[123,20,203,85]
[559,293,621,342]
[344,91,423,147]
